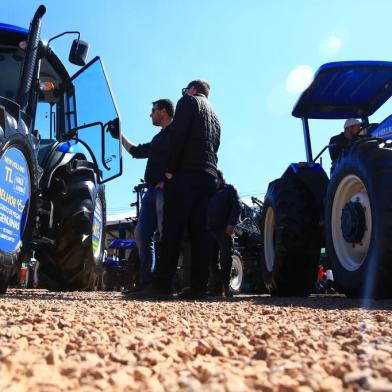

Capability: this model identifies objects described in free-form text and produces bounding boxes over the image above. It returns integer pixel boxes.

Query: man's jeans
[134,188,164,285]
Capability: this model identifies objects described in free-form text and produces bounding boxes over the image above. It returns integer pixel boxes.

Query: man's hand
[108,118,120,139]
[225,225,235,236]
[164,172,173,180]
[155,181,164,189]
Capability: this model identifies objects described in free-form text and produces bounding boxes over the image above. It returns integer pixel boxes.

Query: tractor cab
[292,61,392,162]
[0,22,122,185]
[260,60,392,299]
[0,6,123,293]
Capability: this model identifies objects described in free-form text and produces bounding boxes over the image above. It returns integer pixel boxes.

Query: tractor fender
[282,163,329,211]
[39,139,95,189]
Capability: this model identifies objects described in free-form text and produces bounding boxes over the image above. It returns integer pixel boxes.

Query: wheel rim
[264,206,275,272]
[230,255,243,291]
[331,174,372,271]
[92,196,104,259]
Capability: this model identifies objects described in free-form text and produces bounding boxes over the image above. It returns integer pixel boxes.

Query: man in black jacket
[151,79,221,298]
[207,170,242,297]
[121,99,174,288]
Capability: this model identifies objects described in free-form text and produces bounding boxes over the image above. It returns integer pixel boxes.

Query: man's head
[182,79,210,98]
[150,99,174,127]
[343,118,361,140]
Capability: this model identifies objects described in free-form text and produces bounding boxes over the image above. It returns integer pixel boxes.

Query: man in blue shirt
[121,99,174,288]
[207,170,242,297]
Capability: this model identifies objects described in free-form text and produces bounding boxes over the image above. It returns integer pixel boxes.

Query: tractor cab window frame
[34,101,57,140]
[63,84,77,134]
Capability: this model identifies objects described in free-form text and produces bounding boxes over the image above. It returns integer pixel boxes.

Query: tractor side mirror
[69,39,89,66]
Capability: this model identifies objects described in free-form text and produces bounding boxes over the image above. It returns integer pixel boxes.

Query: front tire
[36,160,106,291]
[260,177,321,296]
[229,253,244,293]
[325,139,392,298]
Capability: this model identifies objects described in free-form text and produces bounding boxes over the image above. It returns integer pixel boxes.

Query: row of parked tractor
[99,190,266,295]
[12,185,266,295]
[1,6,391,298]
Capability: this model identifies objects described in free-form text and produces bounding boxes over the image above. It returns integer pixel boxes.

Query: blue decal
[108,239,137,249]
[92,196,103,258]
[289,162,325,173]
[57,140,78,153]
[0,147,31,253]
[370,115,392,140]
[56,140,94,161]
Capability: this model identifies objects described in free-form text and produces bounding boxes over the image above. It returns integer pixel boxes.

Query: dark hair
[187,79,210,97]
[217,169,225,182]
[152,99,175,118]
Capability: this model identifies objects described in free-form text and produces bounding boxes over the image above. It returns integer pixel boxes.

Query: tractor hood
[292,61,392,119]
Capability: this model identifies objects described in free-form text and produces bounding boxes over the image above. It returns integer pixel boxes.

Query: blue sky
[4,0,392,217]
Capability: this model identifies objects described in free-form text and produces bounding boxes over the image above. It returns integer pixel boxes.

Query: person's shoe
[122,277,153,295]
[178,286,208,300]
[223,286,234,298]
[121,284,144,295]
[207,288,224,297]
[123,283,172,300]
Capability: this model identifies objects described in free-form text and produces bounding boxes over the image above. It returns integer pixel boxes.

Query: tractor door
[66,56,122,183]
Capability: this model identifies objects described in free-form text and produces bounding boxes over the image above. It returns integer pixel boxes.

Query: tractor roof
[292,61,392,119]
[0,22,71,106]
[0,23,28,35]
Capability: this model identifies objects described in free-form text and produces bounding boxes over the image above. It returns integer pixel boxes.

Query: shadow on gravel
[3,290,392,310]
[250,294,392,311]
[2,289,119,302]
[122,294,392,310]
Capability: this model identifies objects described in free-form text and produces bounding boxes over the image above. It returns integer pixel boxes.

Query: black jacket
[128,124,171,187]
[166,93,221,176]
[329,132,351,164]
[207,184,242,231]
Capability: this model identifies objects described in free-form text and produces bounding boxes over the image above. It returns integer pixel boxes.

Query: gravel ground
[0,290,391,392]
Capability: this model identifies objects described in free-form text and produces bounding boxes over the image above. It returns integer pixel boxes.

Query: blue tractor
[0,6,122,292]
[260,61,392,298]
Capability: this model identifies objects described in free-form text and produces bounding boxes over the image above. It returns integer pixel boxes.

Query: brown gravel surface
[0,290,391,392]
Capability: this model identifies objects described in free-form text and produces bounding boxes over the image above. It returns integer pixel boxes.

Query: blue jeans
[134,188,164,285]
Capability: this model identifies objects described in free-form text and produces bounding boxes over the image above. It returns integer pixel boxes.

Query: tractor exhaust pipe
[17,5,46,111]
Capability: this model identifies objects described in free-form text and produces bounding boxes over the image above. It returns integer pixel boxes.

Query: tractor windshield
[69,56,122,183]
[0,45,24,101]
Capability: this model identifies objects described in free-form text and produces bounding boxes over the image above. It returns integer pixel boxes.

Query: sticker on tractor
[370,116,392,139]
[0,147,31,253]
[92,196,103,258]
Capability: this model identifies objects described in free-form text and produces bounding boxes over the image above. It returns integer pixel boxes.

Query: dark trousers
[208,230,234,291]
[154,172,216,292]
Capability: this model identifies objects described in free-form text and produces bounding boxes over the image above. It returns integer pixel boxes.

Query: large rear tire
[0,133,39,294]
[325,139,392,299]
[36,160,106,291]
[260,177,321,296]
